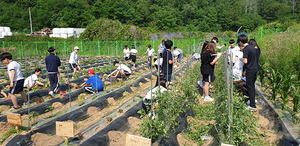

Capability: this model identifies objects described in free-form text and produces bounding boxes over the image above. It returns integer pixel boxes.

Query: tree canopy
[0,0,299,32]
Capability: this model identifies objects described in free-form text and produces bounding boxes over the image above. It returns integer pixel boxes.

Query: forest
[0,0,299,32]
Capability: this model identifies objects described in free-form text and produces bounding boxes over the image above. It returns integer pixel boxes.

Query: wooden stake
[65,137,68,145]
[15,126,19,134]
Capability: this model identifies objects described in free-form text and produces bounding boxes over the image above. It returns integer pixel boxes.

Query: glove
[216,53,222,58]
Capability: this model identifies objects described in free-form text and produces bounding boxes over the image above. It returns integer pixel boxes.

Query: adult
[69,46,81,79]
[45,47,61,97]
[200,42,222,101]
[162,40,173,84]
[248,39,261,71]
[239,34,258,111]
[1,52,28,109]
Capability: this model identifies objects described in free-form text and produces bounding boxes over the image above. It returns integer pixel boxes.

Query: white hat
[74,46,80,50]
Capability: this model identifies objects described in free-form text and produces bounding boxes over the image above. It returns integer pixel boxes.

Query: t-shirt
[200,50,215,75]
[177,48,183,54]
[243,45,258,73]
[69,51,79,64]
[162,50,173,74]
[255,48,261,71]
[192,53,201,60]
[7,61,24,82]
[86,74,103,91]
[154,58,163,66]
[172,50,180,56]
[123,48,130,58]
[158,43,164,53]
[24,74,39,87]
[144,86,167,100]
[130,49,138,55]
[117,64,132,74]
[232,51,244,80]
[147,48,155,57]
[228,46,240,55]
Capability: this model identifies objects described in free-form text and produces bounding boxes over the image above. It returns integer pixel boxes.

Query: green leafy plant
[267,68,282,101]
[280,71,296,110]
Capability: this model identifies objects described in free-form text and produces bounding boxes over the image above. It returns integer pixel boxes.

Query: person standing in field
[248,39,261,72]
[69,46,81,79]
[200,42,222,102]
[45,47,61,97]
[123,45,131,63]
[162,40,173,85]
[158,40,165,57]
[239,34,258,111]
[144,44,156,67]
[130,45,138,68]
[0,52,28,109]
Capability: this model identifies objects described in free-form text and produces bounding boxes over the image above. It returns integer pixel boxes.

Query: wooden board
[56,121,75,137]
[126,134,151,146]
[6,113,22,126]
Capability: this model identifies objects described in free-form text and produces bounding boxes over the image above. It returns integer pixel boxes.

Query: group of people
[200,35,260,111]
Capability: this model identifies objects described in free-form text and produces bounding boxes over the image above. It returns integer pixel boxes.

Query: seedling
[106,117,113,122]
[118,109,123,113]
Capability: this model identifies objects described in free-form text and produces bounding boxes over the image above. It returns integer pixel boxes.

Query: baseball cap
[74,46,80,50]
[87,69,95,75]
[48,47,55,52]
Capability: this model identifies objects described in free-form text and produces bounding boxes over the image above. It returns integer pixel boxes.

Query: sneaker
[246,105,257,111]
[48,91,55,97]
[203,96,214,102]
[246,99,258,105]
[197,80,203,88]
[12,105,22,109]
[24,101,30,105]
[202,94,205,99]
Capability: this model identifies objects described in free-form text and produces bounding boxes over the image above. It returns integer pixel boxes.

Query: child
[0,89,8,100]
[228,39,240,64]
[200,42,222,101]
[162,40,173,84]
[130,45,138,67]
[123,45,131,63]
[172,47,181,68]
[0,52,28,109]
[144,44,156,67]
[45,47,61,97]
[142,76,168,119]
[107,61,132,80]
[23,68,44,91]
[81,69,103,94]
[158,40,165,57]
[69,46,81,79]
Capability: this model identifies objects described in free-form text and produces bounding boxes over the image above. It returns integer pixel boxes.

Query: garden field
[0,28,299,146]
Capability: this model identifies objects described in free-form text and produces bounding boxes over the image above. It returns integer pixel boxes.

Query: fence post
[35,42,38,56]
[134,41,137,48]
[98,41,101,56]
[81,41,84,56]
[64,41,66,56]
[2,41,4,48]
[260,27,263,38]
[21,41,24,59]
[193,39,196,52]
[152,40,155,50]
[115,41,118,56]
[48,41,50,48]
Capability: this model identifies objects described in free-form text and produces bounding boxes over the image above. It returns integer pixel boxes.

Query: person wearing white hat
[69,46,81,79]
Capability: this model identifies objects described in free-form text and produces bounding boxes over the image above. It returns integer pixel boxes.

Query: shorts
[202,74,215,83]
[125,57,129,61]
[9,79,24,94]
[69,63,77,72]
[130,55,137,63]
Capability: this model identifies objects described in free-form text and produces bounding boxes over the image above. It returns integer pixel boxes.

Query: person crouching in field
[69,46,81,79]
[45,47,61,97]
[200,42,222,102]
[1,52,28,109]
[23,68,44,91]
[106,61,132,81]
[81,69,103,94]
[142,76,168,119]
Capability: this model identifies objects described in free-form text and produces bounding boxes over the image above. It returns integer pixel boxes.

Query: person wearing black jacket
[45,47,61,97]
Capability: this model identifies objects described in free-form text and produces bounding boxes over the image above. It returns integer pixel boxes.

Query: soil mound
[0,122,11,138]
[52,102,63,108]
[0,105,9,113]
[87,107,98,116]
[31,133,64,146]
[108,131,126,146]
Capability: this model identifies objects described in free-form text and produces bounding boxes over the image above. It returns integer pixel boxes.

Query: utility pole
[29,7,33,34]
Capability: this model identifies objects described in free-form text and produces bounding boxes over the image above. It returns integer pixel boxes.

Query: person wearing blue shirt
[81,69,103,94]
